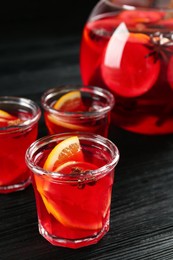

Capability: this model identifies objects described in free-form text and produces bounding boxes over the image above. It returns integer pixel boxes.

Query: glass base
[0,176,31,194]
[38,220,110,249]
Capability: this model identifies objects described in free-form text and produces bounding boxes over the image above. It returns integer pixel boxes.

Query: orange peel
[43,136,83,171]
[53,90,81,111]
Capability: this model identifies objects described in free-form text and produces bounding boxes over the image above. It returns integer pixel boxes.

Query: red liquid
[44,93,110,137]
[80,10,173,134]
[32,145,114,248]
[0,110,38,193]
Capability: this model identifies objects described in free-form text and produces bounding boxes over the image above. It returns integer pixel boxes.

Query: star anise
[145,32,173,63]
[71,167,96,189]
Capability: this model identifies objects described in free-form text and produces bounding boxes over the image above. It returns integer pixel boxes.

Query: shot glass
[0,96,41,193]
[41,85,115,137]
[25,132,120,249]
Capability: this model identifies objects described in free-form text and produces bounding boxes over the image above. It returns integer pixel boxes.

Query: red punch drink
[0,96,41,193]
[25,133,119,248]
[80,1,173,134]
[41,85,114,137]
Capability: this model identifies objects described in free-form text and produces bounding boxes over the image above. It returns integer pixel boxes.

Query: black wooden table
[1,27,173,260]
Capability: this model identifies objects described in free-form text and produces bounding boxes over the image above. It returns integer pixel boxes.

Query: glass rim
[25,132,120,182]
[102,0,173,11]
[0,96,41,132]
[41,85,115,119]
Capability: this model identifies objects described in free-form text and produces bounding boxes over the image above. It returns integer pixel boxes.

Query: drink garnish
[43,136,84,171]
[53,90,84,112]
[0,109,22,127]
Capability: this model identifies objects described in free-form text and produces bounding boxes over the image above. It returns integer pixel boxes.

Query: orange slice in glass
[47,114,97,132]
[0,109,14,119]
[0,109,21,127]
[43,136,84,171]
[54,160,97,173]
[53,90,83,111]
[49,90,98,132]
[38,190,103,230]
[35,160,104,230]
[0,109,17,120]
[35,136,105,230]
[118,10,164,25]
[35,171,109,230]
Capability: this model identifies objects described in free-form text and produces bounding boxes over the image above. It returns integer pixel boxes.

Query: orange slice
[36,136,109,230]
[0,109,21,127]
[0,109,16,120]
[35,172,104,230]
[118,10,164,25]
[50,90,97,132]
[43,136,84,171]
[55,160,98,173]
[53,90,82,111]
[54,160,82,172]
[38,191,102,230]
[34,175,70,226]
[47,114,97,132]
[35,172,110,230]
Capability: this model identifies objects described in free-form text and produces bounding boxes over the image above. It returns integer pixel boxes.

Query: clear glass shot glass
[25,132,120,249]
[0,96,41,193]
[41,85,115,137]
